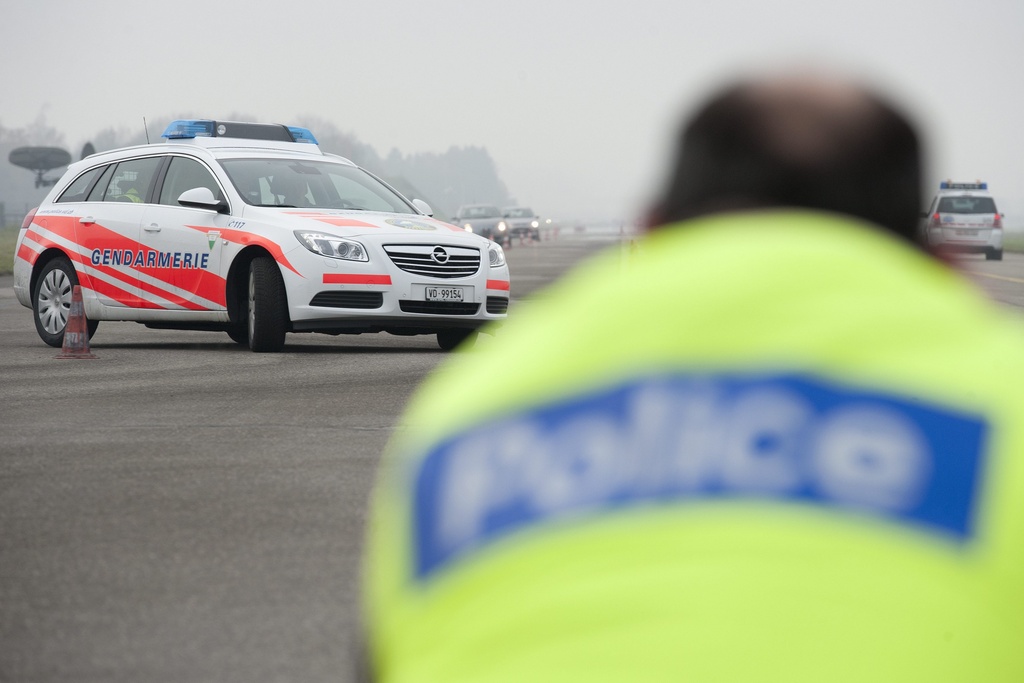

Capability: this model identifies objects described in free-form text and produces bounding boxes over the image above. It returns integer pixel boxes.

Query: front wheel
[33,256,99,347]
[437,328,478,351]
[247,256,288,352]
[226,324,248,345]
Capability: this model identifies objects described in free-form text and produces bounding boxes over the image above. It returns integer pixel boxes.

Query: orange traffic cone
[56,285,97,359]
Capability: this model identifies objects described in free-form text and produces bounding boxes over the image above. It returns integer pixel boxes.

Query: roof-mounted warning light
[287,126,318,144]
[940,180,987,190]
[161,119,318,145]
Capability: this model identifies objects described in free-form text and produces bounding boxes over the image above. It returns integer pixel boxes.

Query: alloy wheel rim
[248,270,256,340]
[37,269,73,334]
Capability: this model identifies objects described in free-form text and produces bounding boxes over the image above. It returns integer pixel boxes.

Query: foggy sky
[3,0,1022,223]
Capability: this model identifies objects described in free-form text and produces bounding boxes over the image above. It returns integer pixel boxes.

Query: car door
[140,155,232,311]
[77,156,163,308]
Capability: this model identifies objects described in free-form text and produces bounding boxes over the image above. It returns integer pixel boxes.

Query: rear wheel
[247,256,288,352]
[986,248,1003,261]
[33,256,99,347]
[437,328,478,351]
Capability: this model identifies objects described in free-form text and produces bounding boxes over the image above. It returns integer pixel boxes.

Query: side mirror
[412,198,433,217]
[178,187,229,214]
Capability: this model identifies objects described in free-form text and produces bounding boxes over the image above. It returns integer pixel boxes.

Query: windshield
[461,206,501,219]
[937,196,998,214]
[219,158,416,213]
[505,208,534,217]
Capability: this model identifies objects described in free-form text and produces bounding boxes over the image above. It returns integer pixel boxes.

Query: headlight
[294,231,368,261]
[488,243,506,267]
[531,220,539,228]
[497,221,507,232]
[464,223,473,232]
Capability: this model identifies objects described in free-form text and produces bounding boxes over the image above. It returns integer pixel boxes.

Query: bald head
[651,75,923,245]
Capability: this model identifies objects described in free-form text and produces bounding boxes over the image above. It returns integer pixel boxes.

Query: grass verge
[0,227,18,276]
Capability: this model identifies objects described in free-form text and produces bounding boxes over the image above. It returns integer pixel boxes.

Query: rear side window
[938,196,997,214]
[103,157,162,203]
[86,165,115,202]
[55,166,104,203]
[158,157,224,206]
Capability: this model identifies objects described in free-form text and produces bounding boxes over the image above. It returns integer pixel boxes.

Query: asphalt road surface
[2,240,1024,683]
[0,235,614,683]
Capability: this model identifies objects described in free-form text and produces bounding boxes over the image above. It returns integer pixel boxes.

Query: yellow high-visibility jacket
[364,210,1024,682]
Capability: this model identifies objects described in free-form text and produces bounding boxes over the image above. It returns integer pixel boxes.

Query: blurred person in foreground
[361,73,1024,681]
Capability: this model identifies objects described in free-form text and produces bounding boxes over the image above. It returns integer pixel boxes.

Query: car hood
[243,207,485,244]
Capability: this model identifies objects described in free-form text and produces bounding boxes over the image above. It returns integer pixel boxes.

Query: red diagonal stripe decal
[17,242,39,266]
[189,225,302,277]
[323,273,392,285]
[285,212,379,229]
[33,215,227,309]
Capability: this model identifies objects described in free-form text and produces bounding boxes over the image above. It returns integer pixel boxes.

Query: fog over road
[1,237,1022,683]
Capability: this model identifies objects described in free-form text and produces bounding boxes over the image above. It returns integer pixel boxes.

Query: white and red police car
[922,181,1003,260]
[13,120,510,352]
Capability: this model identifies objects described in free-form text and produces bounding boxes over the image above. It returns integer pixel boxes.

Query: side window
[103,157,162,203]
[55,166,103,203]
[86,165,115,202]
[158,157,224,206]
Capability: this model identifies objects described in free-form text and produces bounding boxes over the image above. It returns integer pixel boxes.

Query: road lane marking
[967,271,1024,285]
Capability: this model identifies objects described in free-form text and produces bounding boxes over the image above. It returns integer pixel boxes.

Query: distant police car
[502,206,541,241]
[452,204,507,243]
[13,120,510,352]
[922,181,1003,260]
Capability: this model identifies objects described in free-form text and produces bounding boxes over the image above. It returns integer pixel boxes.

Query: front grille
[486,296,509,314]
[399,300,480,315]
[383,244,480,278]
[309,291,383,309]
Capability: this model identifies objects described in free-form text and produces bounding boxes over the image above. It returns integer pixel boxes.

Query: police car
[452,204,507,242]
[922,181,1003,260]
[502,206,541,241]
[13,120,510,352]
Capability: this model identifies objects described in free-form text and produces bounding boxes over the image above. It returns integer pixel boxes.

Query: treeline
[0,114,514,225]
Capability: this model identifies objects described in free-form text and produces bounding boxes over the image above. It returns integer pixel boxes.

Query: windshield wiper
[254,203,298,208]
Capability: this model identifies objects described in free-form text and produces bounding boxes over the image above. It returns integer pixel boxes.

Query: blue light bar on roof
[287,126,318,144]
[940,181,987,190]
[161,119,319,144]
[162,120,216,139]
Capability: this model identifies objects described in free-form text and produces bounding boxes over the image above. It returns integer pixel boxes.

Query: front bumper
[282,243,510,334]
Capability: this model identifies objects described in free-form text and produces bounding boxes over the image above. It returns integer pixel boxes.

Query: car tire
[986,248,1003,261]
[247,256,288,352]
[437,328,478,351]
[32,256,99,348]
[226,324,248,345]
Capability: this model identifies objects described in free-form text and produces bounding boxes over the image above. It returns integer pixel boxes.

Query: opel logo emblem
[431,246,450,264]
